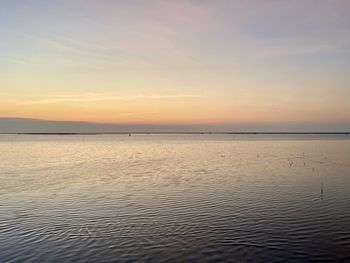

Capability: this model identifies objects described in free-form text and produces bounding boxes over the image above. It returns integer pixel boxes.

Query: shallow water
[1,134,350,262]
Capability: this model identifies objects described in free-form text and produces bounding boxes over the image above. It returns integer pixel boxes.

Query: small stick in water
[321,182,324,195]
[289,161,293,167]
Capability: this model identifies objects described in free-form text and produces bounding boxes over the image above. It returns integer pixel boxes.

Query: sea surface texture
[1,134,350,262]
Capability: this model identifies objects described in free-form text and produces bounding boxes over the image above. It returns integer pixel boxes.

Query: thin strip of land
[1,132,349,135]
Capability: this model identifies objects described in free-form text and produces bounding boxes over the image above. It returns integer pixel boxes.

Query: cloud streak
[16,93,202,105]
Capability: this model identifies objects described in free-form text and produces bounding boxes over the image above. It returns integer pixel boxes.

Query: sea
[1,134,350,262]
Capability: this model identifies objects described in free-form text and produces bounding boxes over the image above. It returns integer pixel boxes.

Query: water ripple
[0,135,350,262]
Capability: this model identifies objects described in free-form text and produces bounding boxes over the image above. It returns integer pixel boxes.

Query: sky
[1,0,350,131]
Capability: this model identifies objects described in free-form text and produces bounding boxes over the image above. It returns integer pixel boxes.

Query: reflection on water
[1,134,350,262]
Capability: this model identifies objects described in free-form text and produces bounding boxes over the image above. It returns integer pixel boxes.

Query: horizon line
[1,117,349,127]
[1,132,350,135]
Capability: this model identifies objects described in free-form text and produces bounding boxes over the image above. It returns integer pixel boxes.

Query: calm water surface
[1,134,350,262]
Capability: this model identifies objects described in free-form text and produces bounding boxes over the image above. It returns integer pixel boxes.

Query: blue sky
[1,0,350,131]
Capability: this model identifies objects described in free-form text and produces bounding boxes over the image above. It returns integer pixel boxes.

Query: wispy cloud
[119,111,158,117]
[16,93,201,105]
[0,56,30,65]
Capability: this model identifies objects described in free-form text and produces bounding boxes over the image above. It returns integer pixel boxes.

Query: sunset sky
[1,0,350,130]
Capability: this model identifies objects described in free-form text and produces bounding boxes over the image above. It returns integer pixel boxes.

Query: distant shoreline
[1,132,349,135]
